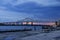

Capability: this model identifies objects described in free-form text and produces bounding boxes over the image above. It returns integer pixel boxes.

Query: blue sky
[0,0,60,22]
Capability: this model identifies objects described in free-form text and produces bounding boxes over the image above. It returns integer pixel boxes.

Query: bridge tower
[21,18,37,31]
[21,18,34,25]
[57,20,60,27]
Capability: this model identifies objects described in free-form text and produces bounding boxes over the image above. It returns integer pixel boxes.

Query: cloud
[0,0,60,22]
[0,0,60,6]
[12,2,60,20]
[14,0,60,6]
[56,0,60,2]
[0,9,34,22]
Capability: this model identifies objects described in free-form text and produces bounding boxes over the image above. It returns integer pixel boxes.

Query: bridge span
[0,18,57,27]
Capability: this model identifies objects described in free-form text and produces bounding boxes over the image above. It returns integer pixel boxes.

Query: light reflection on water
[0,26,42,31]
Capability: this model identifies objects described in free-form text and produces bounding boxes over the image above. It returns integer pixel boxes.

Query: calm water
[0,26,42,31]
[0,26,59,40]
[0,26,42,40]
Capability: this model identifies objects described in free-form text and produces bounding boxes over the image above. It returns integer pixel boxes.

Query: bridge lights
[23,22,27,25]
[22,22,33,25]
[27,22,33,25]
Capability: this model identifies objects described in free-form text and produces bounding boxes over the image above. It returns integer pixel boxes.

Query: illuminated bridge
[1,18,57,27]
[0,18,60,31]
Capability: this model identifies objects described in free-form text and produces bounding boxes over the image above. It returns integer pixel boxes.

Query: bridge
[0,18,60,32]
[0,18,57,27]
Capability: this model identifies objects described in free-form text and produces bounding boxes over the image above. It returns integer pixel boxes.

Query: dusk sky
[0,0,60,22]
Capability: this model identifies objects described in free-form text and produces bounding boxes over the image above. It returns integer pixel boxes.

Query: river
[0,26,42,40]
